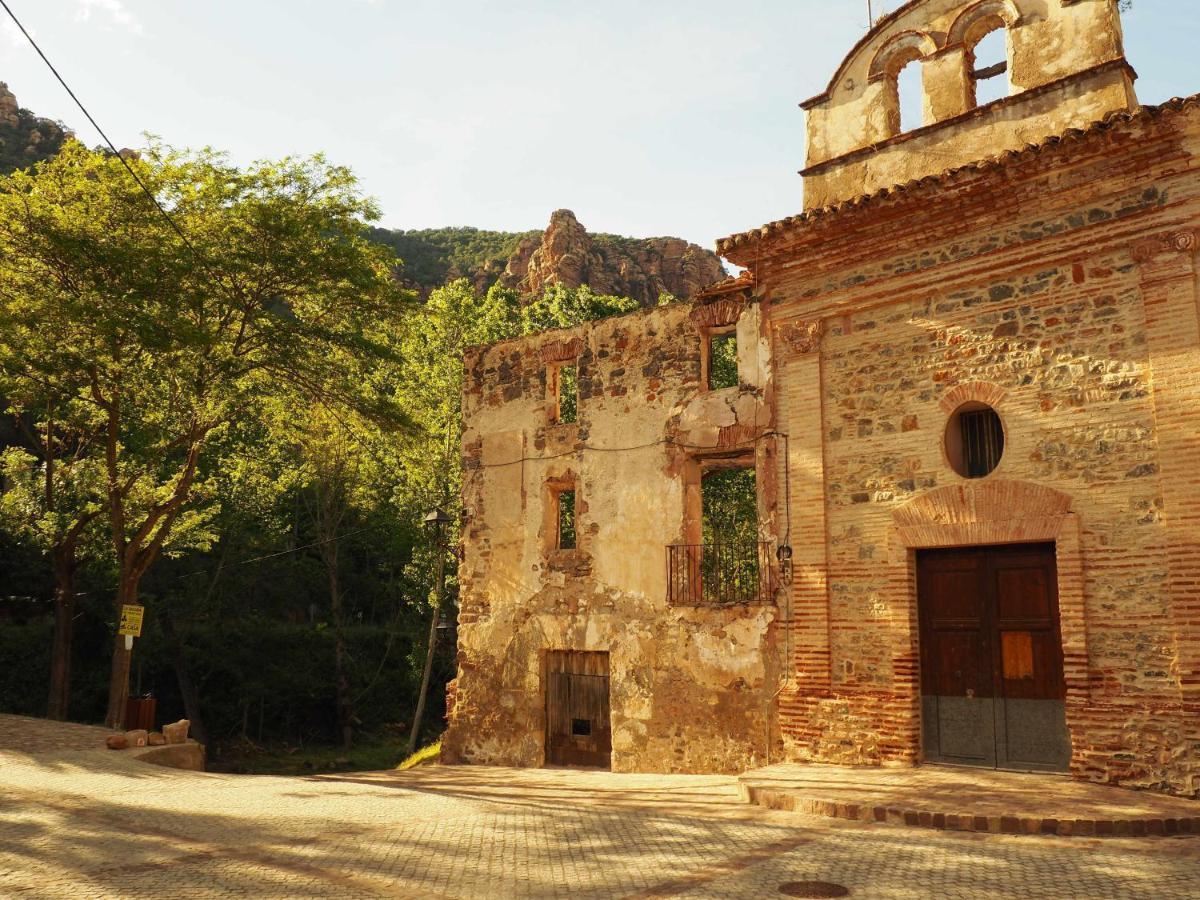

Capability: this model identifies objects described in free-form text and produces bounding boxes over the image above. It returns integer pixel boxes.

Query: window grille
[960,408,1004,478]
[668,541,776,605]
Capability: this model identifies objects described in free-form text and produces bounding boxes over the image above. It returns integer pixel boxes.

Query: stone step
[738,763,1200,838]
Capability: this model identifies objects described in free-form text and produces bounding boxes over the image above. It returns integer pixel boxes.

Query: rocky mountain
[372,210,726,305]
[497,210,725,306]
[0,83,69,175]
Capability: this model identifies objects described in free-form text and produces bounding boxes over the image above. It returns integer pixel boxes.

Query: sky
[0,1,1195,250]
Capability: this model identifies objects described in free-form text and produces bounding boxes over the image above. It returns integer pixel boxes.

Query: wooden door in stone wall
[545,651,612,769]
[917,544,1070,772]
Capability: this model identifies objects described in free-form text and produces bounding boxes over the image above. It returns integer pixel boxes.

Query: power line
[171,524,385,581]
[470,430,790,470]
[0,0,222,286]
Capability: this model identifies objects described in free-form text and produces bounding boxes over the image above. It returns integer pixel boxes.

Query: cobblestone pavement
[0,740,1197,898]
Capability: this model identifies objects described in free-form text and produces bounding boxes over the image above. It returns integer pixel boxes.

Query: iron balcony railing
[667,541,777,606]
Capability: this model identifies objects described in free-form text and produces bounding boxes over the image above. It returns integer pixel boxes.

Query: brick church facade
[443,0,1200,797]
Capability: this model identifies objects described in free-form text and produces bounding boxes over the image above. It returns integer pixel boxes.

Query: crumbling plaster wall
[443,299,785,774]
[802,0,1136,209]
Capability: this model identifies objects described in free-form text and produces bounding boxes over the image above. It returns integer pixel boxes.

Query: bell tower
[801,0,1138,210]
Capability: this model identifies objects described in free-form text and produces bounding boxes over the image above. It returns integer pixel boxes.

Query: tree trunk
[329,562,353,749]
[159,601,209,747]
[45,552,76,721]
[103,578,139,729]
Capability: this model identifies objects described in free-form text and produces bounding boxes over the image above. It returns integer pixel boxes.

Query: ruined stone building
[443,0,1200,797]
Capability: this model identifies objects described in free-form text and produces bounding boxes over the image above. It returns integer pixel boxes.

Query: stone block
[163,720,190,745]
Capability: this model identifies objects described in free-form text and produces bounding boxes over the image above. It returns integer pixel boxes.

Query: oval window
[945,403,1005,479]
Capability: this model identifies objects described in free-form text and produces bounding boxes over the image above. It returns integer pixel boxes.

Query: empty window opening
[702,466,758,546]
[945,403,1005,479]
[970,27,1010,107]
[557,489,577,550]
[896,57,924,133]
[571,718,592,737]
[552,363,579,424]
[708,329,739,390]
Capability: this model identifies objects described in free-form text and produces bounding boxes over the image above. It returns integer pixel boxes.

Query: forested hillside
[368,226,541,293]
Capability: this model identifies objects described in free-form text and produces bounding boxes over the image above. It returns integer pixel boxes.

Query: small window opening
[557,489,577,550]
[945,403,1005,479]
[708,329,739,390]
[970,28,1009,107]
[553,363,579,424]
[896,57,924,133]
[571,718,591,737]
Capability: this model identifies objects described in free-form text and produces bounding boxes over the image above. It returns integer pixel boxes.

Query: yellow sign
[118,605,145,638]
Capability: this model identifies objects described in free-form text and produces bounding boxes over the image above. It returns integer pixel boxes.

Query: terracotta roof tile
[694,269,755,301]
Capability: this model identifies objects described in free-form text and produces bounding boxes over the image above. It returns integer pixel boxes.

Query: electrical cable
[472,429,789,470]
[0,0,225,288]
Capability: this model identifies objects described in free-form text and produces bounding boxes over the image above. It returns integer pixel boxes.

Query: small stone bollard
[148,732,166,746]
[105,734,128,750]
[124,729,149,748]
[162,719,190,745]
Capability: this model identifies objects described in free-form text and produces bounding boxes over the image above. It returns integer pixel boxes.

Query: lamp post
[408,507,451,756]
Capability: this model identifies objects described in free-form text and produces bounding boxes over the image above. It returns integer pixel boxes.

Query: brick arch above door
[892,479,1072,549]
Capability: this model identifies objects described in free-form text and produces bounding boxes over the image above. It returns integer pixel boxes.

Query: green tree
[0,394,105,720]
[519,283,640,335]
[0,141,410,728]
[396,280,521,504]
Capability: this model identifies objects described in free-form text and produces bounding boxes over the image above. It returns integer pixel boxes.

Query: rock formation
[501,210,725,307]
[0,83,18,129]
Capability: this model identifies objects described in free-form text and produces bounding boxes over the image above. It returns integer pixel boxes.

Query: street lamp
[408,507,452,756]
[424,507,452,535]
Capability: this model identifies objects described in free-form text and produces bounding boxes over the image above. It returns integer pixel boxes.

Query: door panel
[918,544,1069,773]
[545,651,612,769]
[997,698,1072,771]
[922,695,997,766]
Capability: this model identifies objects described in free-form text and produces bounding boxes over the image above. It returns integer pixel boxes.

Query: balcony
[667,541,777,606]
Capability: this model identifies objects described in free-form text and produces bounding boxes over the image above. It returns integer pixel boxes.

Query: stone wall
[442,299,787,774]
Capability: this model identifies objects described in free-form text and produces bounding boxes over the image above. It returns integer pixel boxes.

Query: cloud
[75,0,143,35]
[2,19,28,48]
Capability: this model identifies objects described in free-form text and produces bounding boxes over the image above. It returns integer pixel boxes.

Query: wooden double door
[545,651,612,769]
[917,544,1071,772]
